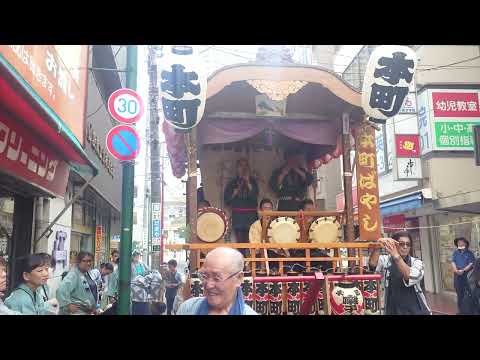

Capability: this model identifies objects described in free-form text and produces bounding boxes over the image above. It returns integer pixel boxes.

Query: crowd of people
[1,235,480,315]
[0,247,186,315]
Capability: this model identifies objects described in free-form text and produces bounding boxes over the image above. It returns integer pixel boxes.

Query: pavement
[425,291,457,315]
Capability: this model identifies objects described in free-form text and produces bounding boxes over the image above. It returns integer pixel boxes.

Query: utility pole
[148,45,162,270]
[118,45,138,315]
[142,123,151,267]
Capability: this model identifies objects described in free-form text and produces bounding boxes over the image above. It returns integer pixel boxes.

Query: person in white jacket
[369,231,431,315]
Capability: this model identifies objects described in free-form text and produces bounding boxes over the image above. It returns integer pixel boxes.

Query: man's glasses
[197,270,241,284]
[398,242,411,248]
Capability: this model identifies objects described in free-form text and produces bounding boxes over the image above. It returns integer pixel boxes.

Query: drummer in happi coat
[269,148,314,211]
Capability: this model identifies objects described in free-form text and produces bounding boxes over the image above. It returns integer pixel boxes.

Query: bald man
[177,247,257,315]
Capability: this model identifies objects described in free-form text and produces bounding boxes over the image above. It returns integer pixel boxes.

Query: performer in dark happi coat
[224,159,259,247]
[269,148,314,211]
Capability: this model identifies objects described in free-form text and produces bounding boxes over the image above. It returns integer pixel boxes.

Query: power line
[418,55,480,72]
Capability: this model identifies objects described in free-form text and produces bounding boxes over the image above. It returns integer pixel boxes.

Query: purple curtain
[272,120,336,146]
[197,118,337,146]
[197,118,267,145]
[164,117,339,178]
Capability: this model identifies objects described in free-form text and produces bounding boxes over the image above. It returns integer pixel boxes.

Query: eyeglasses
[197,270,242,284]
[398,242,411,248]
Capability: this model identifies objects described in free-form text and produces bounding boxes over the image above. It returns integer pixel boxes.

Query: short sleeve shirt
[452,250,475,271]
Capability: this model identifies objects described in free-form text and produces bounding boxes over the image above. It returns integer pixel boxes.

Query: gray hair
[205,247,244,273]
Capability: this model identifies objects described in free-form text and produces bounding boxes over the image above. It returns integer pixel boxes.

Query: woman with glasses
[177,247,257,315]
[369,231,431,315]
[56,251,98,315]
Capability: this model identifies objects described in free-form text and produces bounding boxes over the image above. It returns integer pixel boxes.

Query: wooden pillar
[342,113,355,243]
[185,127,198,271]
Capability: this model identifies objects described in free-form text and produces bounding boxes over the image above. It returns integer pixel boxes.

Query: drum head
[309,217,340,244]
[249,220,262,244]
[197,207,227,243]
[267,217,300,244]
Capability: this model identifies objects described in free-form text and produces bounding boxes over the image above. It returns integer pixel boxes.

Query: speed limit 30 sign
[108,88,144,124]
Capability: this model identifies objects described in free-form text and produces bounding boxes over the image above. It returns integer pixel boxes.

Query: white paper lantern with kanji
[159,45,207,131]
[362,46,417,120]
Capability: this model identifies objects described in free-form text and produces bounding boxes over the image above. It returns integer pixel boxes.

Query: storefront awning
[0,55,98,178]
[380,192,423,217]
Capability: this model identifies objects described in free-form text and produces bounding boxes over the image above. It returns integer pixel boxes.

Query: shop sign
[95,225,103,253]
[419,89,480,153]
[0,112,69,197]
[417,90,433,155]
[86,123,114,177]
[382,214,406,232]
[0,45,89,144]
[394,157,422,180]
[434,121,479,149]
[395,134,420,157]
[152,203,161,245]
[432,91,480,118]
[399,93,417,114]
[355,124,381,240]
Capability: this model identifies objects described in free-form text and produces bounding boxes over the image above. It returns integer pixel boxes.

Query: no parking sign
[106,125,141,161]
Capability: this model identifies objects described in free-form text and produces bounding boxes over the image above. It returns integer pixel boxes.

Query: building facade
[0,45,96,291]
[0,45,127,294]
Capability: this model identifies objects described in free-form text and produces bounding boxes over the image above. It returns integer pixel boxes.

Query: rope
[384,219,480,231]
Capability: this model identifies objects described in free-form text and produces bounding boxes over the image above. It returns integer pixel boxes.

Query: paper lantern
[362,46,417,120]
[159,46,207,131]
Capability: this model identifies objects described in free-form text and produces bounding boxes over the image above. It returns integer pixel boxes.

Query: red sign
[432,92,480,118]
[382,214,406,232]
[395,134,421,157]
[336,186,358,212]
[106,125,141,161]
[108,88,144,124]
[0,112,69,197]
[0,45,89,144]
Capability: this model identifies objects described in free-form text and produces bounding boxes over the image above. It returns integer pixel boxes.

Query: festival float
[161,45,417,315]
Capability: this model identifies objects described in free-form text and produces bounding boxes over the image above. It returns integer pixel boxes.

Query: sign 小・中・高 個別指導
[418,89,480,153]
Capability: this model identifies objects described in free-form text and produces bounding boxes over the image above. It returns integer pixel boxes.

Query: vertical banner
[95,225,103,260]
[152,203,161,251]
[355,124,381,240]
